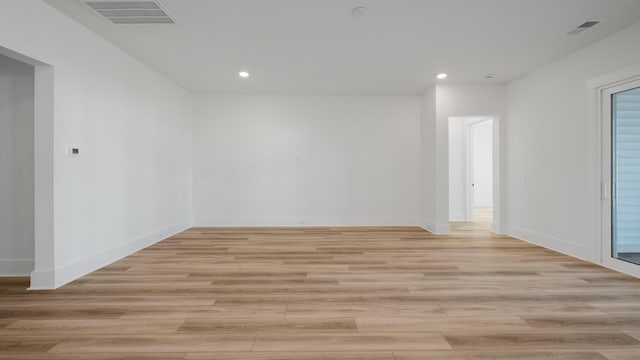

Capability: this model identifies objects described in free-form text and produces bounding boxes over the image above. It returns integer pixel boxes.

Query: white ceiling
[44,0,640,94]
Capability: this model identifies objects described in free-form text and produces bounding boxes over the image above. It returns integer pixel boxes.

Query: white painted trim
[492,116,503,237]
[600,256,640,279]
[446,115,501,232]
[196,218,420,227]
[421,219,451,235]
[465,117,494,221]
[0,46,54,288]
[586,64,640,89]
[465,122,475,221]
[29,221,191,290]
[449,211,465,222]
[504,224,640,278]
[0,259,34,276]
[33,64,55,282]
[504,224,596,264]
[29,269,54,290]
[491,222,502,234]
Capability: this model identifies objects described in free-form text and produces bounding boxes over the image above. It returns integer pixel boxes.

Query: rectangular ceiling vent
[83,1,176,25]
[566,21,601,35]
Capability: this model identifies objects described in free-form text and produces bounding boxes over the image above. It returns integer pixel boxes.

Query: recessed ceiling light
[238,71,250,78]
[436,73,448,80]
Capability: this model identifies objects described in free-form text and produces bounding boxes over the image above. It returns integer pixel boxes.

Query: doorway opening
[0,46,54,289]
[0,53,35,279]
[448,117,496,231]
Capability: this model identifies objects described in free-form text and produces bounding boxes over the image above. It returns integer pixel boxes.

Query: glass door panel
[613,86,640,264]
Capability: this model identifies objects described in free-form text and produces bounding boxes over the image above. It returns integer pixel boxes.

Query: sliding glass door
[611,84,640,265]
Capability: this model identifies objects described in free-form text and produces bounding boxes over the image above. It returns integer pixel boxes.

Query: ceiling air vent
[83,1,176,24]
[566,21,601,35]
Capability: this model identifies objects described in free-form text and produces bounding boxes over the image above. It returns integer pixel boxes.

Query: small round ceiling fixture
[238,71,250,78]
[484,73,495,79]
[436,73,448,79]
[352,7,368,17]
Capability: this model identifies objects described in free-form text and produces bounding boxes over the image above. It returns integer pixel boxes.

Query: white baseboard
[29,221,191,290]
[504,224,596,263]
[449,212,465,222]
[194,217,419,227]
[421,219,451,235]
[0,259,34,277]
[29,269,54,290]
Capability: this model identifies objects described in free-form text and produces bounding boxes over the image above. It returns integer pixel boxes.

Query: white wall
[0,0,193,288]
[473,120,493,206]
[193,95,421,226]
[0,54,34,276]
[505,22,640,262]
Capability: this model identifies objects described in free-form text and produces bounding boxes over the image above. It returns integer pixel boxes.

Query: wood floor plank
[184,352,395,360]
[443,331,640,350]
[442,302,608,317]
[0,308,127,320]
[355,315,533,332]
[120,305,285,320]
[0,335,67,353]
[1,319,185,335]
[48,334,256,353]
[523,316,640,330]
[284,303,444,319]
[0,353,186,360]
[177,318,357,333]
[2,225,640,357]
[393,350,608,359]
[0,319,13,328]
[599,348,640,360]
[252,333,451,351]
[623,330,640,341]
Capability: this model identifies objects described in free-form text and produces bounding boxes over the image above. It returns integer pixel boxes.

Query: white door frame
[587,64,640,278]
[601,79,640,276]
[0,46,55,289]
[465,122,475,221]
[447,116,500,230]
[464,118,494,222]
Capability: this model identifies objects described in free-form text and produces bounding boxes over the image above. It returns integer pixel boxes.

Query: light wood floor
[3,226,640,359]
[474,206,493,223]
[451,206,493,231]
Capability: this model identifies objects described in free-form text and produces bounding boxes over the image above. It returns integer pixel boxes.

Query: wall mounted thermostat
[66,147,80,156]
